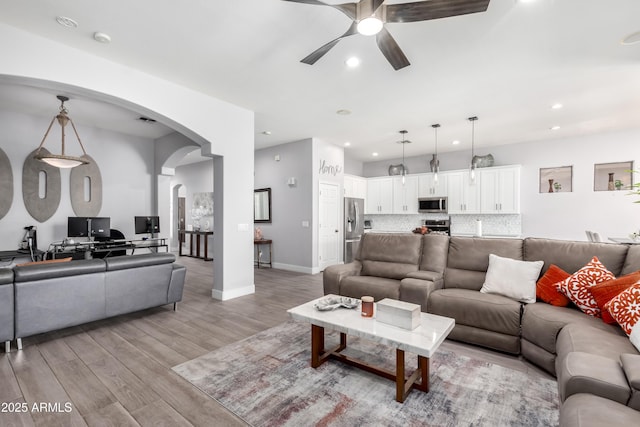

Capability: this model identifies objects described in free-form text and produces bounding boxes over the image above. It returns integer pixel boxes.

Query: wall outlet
[238,223,249,231]
[302,221,309,228]
[274,155,280,161]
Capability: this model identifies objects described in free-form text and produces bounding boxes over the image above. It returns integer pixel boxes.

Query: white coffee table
[287,295,455,402]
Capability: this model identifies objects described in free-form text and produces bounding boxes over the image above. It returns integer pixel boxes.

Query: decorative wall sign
[0,148,13,220]
[70,154,102,217]
[539,166,572,193]
[319,159,343,176]
[594,161,633,192]
[22,148,61,222]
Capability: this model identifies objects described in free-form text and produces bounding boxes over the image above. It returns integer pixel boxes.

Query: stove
[423,219,451,236]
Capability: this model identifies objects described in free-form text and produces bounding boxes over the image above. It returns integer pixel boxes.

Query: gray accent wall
[255,139,313,272]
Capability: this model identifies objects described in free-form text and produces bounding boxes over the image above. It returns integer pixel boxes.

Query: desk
[179,230,213,261]
[0,249,44,266]
[254,239,273,268]
[46,238,168,260]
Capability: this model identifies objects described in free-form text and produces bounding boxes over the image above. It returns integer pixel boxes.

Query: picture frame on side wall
[593,161,634,192]
[539,166,572,193]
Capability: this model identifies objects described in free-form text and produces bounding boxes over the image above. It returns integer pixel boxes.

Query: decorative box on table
[376,298,421,330]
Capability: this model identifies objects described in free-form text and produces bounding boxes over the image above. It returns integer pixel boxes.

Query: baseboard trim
[211,284,255,301]
[271,263,316,275]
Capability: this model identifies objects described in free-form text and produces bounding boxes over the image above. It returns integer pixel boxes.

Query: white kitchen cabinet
[392,175,419,214]
[447,170,480,214]
[418,173,448,197]
[344,174,367,199]
[479,166,520,214]
[366,177,393,214]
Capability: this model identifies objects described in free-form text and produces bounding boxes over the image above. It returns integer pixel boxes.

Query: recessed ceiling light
[262,131,272,135]
[336,109,351,116]
[56,16,78,28]
[344,142,351,147]
[621,31,640,45]
[372,152,379,157]
[452,140,460,145]
[550,125,561,131]
[93,32,111,43]
[551,103,563,109]
[345,57,360,68]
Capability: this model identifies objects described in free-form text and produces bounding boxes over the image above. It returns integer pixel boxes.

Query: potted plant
[615,179,624,190]
[553,182,562,192]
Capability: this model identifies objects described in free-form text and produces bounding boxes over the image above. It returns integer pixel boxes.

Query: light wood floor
[0,257,551,426]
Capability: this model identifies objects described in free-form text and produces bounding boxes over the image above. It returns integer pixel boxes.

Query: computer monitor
[90,217,111,239]
[134,216,160,234]
[67,217,111,239]
[68,217,89,238]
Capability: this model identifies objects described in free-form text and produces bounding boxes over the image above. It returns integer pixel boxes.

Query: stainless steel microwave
[418,197,448,213]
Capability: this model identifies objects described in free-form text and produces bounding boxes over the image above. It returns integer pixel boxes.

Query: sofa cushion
[358,233,422,280]
[522,303,616,355]
[418,234,449,274]
[621,244,640,276]
[621,353,640,411]
[480,254,543,303]
[339,275,400,302]
[523,237,628,277]
[444,237,524,291]
[556,256,615,317]
[590,271,640,324]
[560,393,640,427]
[536,264,571,307]
[428,288,521,337]
[605,282,640,351]
[556,322,635,366]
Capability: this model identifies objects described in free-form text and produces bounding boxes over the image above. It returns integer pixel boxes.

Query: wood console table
[179,230,213,261]
[254,239,272,268]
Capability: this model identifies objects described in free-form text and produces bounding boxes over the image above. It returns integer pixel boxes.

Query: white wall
[354,128,640,241]
[0,23,255,300]
[0,109,155,251]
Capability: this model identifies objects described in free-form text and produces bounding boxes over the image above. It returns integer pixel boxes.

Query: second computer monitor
[134,216,160,234]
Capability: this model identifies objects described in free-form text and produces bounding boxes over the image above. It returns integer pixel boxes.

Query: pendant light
[397,130,411,185]
[468,116,478,184]
[431,124,440,184]
[34,95,89,168]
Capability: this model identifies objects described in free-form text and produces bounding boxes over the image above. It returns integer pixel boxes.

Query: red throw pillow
[604,282,640,352]
[556,256,615,317]
[590,271,640,324]
[536,264,571,306]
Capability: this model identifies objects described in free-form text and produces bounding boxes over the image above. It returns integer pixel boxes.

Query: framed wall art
[593,161,633,191]
[539,166,572,193]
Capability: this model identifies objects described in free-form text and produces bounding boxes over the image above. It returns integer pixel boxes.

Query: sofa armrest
[168,264,186,303]
[323,261,362,295]
[405,270,443,282]
[399,277,443,312]
[558,352,630,404]
[621,353,640,410]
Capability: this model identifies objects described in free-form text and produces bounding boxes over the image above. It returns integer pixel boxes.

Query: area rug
[173,321,559,427]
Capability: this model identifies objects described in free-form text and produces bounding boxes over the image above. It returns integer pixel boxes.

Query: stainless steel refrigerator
[344,197,365,263]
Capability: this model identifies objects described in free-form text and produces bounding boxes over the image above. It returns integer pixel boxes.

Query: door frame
[318,180,341,272]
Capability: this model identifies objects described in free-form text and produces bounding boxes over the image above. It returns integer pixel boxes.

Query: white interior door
[319,182,340,271]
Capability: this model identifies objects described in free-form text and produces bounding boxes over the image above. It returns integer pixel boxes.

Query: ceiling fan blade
[385,0,491,23]
[301,22,359,65]
[281,0,357,20]
[376,27,410,70]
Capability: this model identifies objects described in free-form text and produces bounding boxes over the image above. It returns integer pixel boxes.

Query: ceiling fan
[282,0,490,70]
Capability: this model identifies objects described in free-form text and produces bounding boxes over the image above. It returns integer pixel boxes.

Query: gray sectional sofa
[1,252,186,351]
[324,232,640,426]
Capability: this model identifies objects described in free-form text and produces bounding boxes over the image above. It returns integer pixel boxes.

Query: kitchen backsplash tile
[364,214,521,236]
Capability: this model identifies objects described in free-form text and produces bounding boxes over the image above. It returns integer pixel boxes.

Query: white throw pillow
[480,254,544,303]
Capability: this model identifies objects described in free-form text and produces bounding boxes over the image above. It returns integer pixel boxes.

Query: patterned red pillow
[604,282,640,352]
[589,272,640,324]
[555,256,615,317]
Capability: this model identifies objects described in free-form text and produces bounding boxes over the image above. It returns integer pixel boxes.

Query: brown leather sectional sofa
[323,232,640,426]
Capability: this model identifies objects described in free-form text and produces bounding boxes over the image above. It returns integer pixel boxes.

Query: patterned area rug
[173,321,559,427]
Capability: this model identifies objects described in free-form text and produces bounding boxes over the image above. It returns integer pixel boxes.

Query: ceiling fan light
[357,17,383,36]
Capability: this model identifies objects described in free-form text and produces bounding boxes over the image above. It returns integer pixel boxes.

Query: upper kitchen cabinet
[344,174,367,199]
[447,170,480,214]
[479,165,521,214]
[418,173,448,197]
[366,177,393,214]
[392,175,419,214]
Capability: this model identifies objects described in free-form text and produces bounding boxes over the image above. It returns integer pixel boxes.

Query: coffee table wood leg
[418,355,429,392]
[396,351,430,402]
[396,349,406,402]
[311,325,325,368]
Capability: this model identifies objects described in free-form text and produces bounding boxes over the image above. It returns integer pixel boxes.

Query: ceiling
[0,0,639,163]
